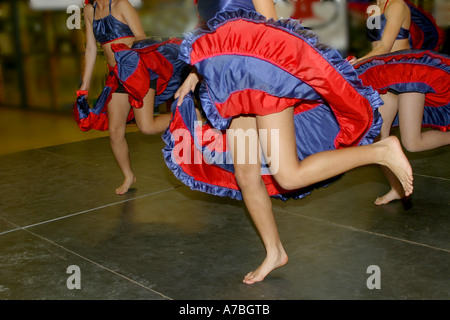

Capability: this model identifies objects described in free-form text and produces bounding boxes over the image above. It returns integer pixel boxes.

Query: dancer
[165,0,413,284]
[350,0,450,205]
[75,0,188,194]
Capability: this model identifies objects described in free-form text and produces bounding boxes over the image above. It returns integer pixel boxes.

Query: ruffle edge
[161,95,342,201]
[179,9,383,146]
[355,50,450,75]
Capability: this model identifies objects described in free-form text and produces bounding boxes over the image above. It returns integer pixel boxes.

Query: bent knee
[274,178,299,191]
[136,120,159,135]
[139,127,159,135]
[401,138,421,152]
[272,171,304,191]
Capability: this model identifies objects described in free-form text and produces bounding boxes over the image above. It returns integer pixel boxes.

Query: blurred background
[0,0,448,155]
[0,0,198,113]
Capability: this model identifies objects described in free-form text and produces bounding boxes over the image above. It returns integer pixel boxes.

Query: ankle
[123,173,135,181]
[266,243,286,257]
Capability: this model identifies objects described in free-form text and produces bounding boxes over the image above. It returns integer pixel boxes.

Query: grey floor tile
[0,139,180,227]
[0,229,170,300]
[1,134,448,300]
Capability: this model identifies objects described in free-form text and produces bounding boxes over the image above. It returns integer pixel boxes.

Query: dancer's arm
[80,4,97,92]
[175,67,202,106]
[351,1,408,64]
[253,0,279,20]
[118,0,146,41]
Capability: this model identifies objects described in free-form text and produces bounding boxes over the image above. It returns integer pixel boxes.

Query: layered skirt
[162,10,384,201]
[74,38,190,131]
[355,50,450,132]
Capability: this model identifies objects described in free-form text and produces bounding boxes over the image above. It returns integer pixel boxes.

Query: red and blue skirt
[74,38,189,131]
[355,50,450,132]
[163,10,384,201]
[406,0,445,51]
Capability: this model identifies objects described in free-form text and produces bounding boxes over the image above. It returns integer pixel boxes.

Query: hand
[346,56,358,65]
[174,71,200,106]
[78,85,89,98]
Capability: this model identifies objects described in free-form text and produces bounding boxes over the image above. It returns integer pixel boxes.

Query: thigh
[255,107,298,176]
[397,92,425,140]
[227,115,261,166]
[227,116,262,183]
[108,93,131,133]
[132,88,156,129]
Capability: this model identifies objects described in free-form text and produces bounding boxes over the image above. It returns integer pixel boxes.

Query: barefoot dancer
[75,0,188,194]
[164,0,413,284]
[350,0,450,205]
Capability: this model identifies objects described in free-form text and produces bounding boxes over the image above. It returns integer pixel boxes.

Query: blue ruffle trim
[161,95,244,201]
[407,3,441,50]
[179,9,383,146]
[356,49,450,76]
[198,83,232,131]
[161,95,342,201]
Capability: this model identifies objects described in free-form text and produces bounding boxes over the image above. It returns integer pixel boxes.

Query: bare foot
[377,137,414,197]
[374,188,403,205]
[115,175,136,195]
[243,248,288,285]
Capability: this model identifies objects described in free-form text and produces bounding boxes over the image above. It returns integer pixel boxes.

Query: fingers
[176,71,201,106]
[176,85,196,106]
[177,95,185,106]
[176,88,189,106]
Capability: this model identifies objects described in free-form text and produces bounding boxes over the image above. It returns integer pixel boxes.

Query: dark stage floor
[0,129,449,300]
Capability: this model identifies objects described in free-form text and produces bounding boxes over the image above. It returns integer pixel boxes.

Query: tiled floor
[0,107,449,300]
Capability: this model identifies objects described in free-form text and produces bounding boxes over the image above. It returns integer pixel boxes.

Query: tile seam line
[22,227,173,300]
[0,186,180,236]
[413,173,450,181]
[280,209,450,254]
[26,149,450,182]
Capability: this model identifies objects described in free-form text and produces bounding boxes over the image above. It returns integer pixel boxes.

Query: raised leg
[132,88,171,134]
[398,92,450,152]
[255,107,413,196]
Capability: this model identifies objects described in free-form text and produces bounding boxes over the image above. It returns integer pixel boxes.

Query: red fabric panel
[216,89,303,118]
[356,51,450,107]
[190,20,374,148]
[169,108,293,197]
